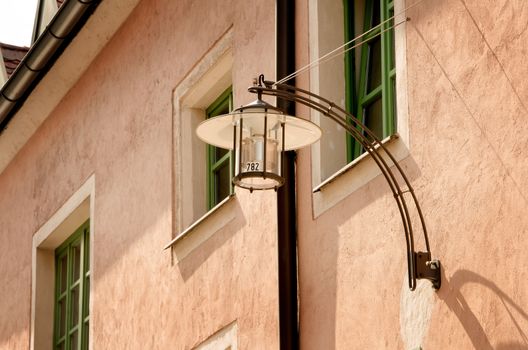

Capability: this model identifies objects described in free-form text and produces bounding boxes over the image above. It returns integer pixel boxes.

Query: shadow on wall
[302,153,423,348]
[176,199,246,281]
[440,269,528,349]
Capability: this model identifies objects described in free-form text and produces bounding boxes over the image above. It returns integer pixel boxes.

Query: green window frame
[54,220,90,350]
[206,87,234,209]
[345,0,396,161]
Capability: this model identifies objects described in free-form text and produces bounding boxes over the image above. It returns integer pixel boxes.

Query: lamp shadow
[439,269,528,349]
[299,152,424,348]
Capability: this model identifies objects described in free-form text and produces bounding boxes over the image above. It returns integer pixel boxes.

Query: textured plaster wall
[297,0,528,349]
[0,0,277,349]
[3,0,528,349]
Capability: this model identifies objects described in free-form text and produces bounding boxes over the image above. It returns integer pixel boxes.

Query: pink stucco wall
[297,0,528,348]
[2,0,528,349]
[0,0,278,349]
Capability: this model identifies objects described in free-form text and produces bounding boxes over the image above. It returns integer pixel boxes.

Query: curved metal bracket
[249,75,441,291]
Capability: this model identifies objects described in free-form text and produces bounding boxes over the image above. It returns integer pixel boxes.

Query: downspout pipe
[0,0,101,132]
[276,1,299,349]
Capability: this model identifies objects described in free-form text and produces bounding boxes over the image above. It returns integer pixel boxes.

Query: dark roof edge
[0,0,102,133]
[0,43,30,51]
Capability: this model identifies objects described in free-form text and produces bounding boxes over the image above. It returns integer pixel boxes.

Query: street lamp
[197,89,321,191]
[196,74,441,291]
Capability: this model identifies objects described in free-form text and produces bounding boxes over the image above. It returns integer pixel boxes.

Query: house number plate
[245,162,261,172]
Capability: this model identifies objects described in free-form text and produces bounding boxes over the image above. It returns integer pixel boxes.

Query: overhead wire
[273,0,428,86]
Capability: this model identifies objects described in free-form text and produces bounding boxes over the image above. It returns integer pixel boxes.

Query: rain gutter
[276,0,299,349]
[0,0,101,132]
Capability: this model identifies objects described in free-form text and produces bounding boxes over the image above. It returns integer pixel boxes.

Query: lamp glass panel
[234,112,284,189]
[196,101,321,191]
[240,136,279,174]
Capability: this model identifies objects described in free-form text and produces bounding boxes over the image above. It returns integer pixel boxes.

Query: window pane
[82,321,89,350]
[55,222,90,350]
[70,330,79,350]
[71,285,80,327]
[392,77,397,131]
[208,101,229,118]
[72,242,81,282]
[58,298,66,337]
[371,0,380,28]
[215,147,229,161]
[207,87,233,209]
[84,232,90,271]
[390,11,395,69]
[216,163,231,202]
[348,0,396,161]
[367,37,382,92]
[84,277,90,317]
[60,255,67,294]
[365,98,383,140]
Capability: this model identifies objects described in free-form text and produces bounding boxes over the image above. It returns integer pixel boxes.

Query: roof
[1,43,29,78]
[0,0,140,174]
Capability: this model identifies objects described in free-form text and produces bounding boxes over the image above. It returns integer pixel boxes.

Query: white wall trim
[30,174,95,350]
[172,28,233,233]
[193,321,238,350]
[312,134,408,217]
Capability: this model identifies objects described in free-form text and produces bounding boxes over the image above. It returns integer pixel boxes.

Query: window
[172,29,233,232]
[170,39,237,256]
[53,220,90,350]
[206,87,234,209]
[309,0,408,215]
[31,176,93,350]
[344,0,395,161]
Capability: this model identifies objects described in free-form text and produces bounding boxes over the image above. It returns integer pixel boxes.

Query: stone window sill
[164,194,237,262]
[312,134,409,218]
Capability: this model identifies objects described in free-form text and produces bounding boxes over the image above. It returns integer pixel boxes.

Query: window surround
[31,174,95,350]
[309,0,409,217]
[171,28,236,259]
[165,194,237,262]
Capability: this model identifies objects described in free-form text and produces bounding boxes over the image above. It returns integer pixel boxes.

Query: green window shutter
[54,220,90,350]
[345,0,396,161]
[206,87,234,209]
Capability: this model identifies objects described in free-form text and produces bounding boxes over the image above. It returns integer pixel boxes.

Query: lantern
[196,98,321,192]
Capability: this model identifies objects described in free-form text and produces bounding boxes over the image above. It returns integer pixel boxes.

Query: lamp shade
[196,99,321,191]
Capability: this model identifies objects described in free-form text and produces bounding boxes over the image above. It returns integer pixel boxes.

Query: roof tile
[1,43,29,78]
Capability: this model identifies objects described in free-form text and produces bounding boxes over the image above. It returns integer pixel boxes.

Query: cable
[274,0,428,86]
[297,17,408,81]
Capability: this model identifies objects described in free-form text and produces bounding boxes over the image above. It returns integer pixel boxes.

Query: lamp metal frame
[248,74,440,291]
[231,101,287,191]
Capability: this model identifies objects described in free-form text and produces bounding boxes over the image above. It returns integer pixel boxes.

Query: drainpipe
[0,0,101,132]
[276,1,299,349]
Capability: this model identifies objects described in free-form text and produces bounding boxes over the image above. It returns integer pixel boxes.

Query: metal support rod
[233,123,237,182]
[238,116,244,176]
[263,113,268,179]
[250,78,441,291]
